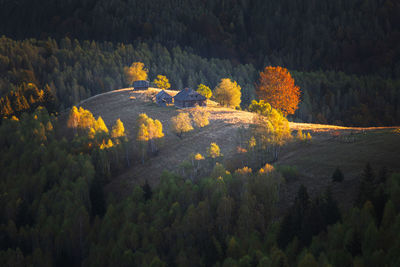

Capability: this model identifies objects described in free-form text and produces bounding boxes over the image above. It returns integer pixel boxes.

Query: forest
[1,36,400,126]
[1,105,400,266]
[1,0,400,266]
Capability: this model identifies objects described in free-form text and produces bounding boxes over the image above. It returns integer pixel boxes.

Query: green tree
[298,253,318,267]
[357,162,375,206]
[214,78,241,108]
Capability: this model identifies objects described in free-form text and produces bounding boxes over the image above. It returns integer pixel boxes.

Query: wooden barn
[155,90,173,106]
[174,88,207,108]
[133,80,149,90]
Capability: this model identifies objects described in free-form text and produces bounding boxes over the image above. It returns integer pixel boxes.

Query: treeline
[293,71,400,126]
[1,0,399,78]
[1,36,400,126]
[0,36,256,110]
[0,82,57,119]
[1,108,400,266]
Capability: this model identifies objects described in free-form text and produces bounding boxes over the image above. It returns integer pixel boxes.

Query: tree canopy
[124,62,148,85]
[256,66,300,116]
[214,78,241,108]
[153,75,171,90]
[196,84,212,99]
[171,112,193,137]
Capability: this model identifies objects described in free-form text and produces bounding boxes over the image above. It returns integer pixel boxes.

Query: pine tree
[357,162,375,206]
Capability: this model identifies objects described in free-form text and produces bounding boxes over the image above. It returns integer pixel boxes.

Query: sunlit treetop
[256,66,300,116]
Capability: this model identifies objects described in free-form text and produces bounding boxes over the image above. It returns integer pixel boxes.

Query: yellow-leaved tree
[191,107,210,128]
[171,112,193,137]
[95,116,109,133]
[196,84,212,99]
[207,142,222,158]
[252,107,291,161]
[214,78,241,108]
[111,119,125,139]
[124,62,148,85]
[67,106,113,149]
[67,106,80,133]
[136,113,164,163]
[153,75,171,90]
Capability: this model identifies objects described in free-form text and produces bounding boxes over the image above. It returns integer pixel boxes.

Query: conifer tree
[357,162,375,206]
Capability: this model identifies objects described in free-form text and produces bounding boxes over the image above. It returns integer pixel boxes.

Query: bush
[276,165,299,181]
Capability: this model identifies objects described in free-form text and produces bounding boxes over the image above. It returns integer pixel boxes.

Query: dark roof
[156,90,172,99]
[133,80,149,87]
[174,88,206,101]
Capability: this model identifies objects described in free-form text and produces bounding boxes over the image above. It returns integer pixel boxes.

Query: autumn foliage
[124,62,148,85]
[256,66,300,116]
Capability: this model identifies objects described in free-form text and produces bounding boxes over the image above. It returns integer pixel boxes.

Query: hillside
[73,88,400,208]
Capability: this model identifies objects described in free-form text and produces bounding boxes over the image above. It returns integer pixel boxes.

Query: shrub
[276,165,299,181]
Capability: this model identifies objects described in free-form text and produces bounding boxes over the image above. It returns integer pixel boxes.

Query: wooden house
[155,90,173,106]
[174,88,206,108]
[133,80,149,90]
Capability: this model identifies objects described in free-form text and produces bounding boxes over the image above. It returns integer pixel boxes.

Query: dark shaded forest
[1,0,400,77]
[1,108,400,266]
[1,0,400,266]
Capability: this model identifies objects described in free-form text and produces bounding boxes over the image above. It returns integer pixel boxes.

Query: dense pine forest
[1,0,400,266]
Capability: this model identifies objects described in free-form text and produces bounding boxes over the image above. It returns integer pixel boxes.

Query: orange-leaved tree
[256,66,300,116]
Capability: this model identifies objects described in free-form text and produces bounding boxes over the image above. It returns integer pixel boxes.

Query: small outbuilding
[133,80,149,90]
[155,90,173,106]
[174,88,207,108]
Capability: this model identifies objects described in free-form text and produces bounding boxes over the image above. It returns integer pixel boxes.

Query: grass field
[70,88,400,209]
